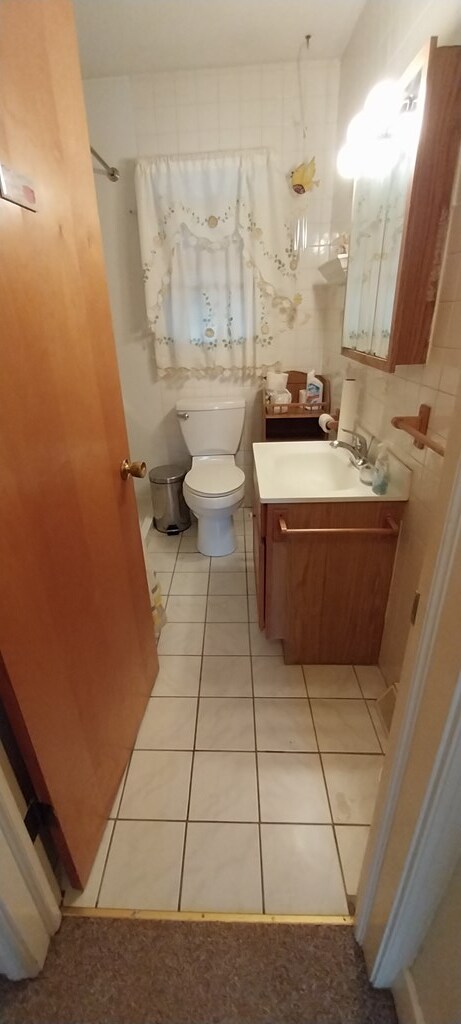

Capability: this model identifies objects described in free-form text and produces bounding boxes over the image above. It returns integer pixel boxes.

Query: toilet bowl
[176,400,246,556]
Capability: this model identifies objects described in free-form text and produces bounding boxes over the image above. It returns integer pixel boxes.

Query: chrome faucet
[330,429,369,468]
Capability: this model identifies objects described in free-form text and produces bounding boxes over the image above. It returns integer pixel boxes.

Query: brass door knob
[120,458,147,480]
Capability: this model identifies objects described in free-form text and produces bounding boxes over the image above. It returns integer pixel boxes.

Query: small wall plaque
[0,164,37,212]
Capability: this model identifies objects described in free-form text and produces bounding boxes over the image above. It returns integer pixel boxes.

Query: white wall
[325,0,461,685]
[83,60,340,512]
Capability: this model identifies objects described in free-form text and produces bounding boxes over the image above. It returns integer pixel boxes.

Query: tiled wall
[324,0,461,685]
[83,60,340,512]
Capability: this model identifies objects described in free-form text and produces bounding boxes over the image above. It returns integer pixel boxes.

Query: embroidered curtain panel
[135,151,300,378]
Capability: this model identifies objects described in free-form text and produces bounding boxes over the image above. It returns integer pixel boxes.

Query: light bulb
[346,112,371,146]
[361,136,401,179]
[336,143,359,179]
[364,80,401,135]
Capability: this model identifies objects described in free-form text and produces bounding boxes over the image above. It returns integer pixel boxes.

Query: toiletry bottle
[307,370,323,407]
[372,444,390,495]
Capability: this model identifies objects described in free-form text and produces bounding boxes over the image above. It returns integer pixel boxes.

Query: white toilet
[176,399,245,556]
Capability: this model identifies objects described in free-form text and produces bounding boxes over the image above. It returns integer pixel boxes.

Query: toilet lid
[185,460,245,497]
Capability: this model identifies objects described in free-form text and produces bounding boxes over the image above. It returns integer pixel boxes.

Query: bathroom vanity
[252,441,411,664]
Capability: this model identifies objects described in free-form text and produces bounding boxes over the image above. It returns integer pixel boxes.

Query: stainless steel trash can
[149,464,191,534]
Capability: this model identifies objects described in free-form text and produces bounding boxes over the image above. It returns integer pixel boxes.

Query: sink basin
[253,441,411,504]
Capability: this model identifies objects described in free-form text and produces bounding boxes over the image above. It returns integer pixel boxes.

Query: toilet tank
[176,399,245,456]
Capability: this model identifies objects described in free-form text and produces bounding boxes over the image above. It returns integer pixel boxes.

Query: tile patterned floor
[64,509,388,915]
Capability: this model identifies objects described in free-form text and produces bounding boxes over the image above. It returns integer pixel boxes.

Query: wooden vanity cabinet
[254,497,404,664]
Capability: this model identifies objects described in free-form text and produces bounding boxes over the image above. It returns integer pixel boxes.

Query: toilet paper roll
[338,378,359,443]
[319,413,336,433]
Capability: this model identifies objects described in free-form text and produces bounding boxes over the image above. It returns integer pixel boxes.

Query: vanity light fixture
[336,78,414,181]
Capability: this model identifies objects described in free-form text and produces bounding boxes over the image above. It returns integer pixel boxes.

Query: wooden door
[0,0,158,887]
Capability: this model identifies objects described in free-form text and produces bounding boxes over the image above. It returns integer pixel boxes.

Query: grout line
[176,555,211,911]
[350,667,387,757]
[95,755,132,908]
[107,817,361,826]
[352,667,386,755]
[132,746,383,756]
[245,510,266,914]
[303,675,350,912]
[363,698,386,755]
[94,525,188,906]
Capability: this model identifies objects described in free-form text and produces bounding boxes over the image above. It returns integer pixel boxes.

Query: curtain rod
[90,146,119,182]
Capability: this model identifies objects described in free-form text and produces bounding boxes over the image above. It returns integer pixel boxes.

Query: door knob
[120,458,147,480]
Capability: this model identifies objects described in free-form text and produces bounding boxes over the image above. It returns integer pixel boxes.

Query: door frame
[355,385,461,988]
[0,763,61,980]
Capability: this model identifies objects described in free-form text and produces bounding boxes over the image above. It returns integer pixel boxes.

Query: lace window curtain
[135,151,300,379]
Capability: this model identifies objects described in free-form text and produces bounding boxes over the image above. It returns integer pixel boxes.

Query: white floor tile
[211,551,248,572]
[169,572,209,596]
[154,572,173,597]
[322,753,383,824]
[109,769,128,819]
[196,698,255,751]
[157,622,204,655]
[153,656,201,697]
[135,698,197,750]
[189,752,258,821]
[204,622,250,656]
[206,595,249,622]
[166,595,207,622]
[200,656,252,697]
[252,657,306,697]
[119,750,192,820]
[310,699,381,753]
[335,825,370,896]
[212,552,249,577]
[146,531,180,553]
[258,753,331,823]
[248,595,258,622]
[255,698,317,752]
[64,821,114,908]
[147,552,177,574]
[354,665,387,699]
[261,824,348,915]
[98,820,185,910]
[181,822,262,912]
[249,623,282,656]
[179,535,199,552]
[303,665,362,699]
[244,527,254,551]
[247,571,256,595]
[367,700,389,752]
[176,553,210,572]
[208,572,247,595]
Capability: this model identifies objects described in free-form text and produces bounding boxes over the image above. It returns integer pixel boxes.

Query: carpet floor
[0,918,397,1024]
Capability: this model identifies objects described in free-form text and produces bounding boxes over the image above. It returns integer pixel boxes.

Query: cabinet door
[267,502,404,664]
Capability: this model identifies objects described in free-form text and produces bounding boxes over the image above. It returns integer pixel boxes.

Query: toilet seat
[185,458,244,498]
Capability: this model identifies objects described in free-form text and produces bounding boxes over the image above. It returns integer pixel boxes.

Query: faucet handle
[341,428,368,456]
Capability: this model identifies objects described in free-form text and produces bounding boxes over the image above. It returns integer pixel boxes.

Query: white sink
[253,441,411,504]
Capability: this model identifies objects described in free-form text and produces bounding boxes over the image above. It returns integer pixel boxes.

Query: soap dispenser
[372,444,390,495]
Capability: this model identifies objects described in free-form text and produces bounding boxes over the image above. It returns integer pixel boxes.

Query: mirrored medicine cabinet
[341,37,461,373]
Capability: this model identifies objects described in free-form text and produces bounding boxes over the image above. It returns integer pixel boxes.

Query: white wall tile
[325,1,461,688]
